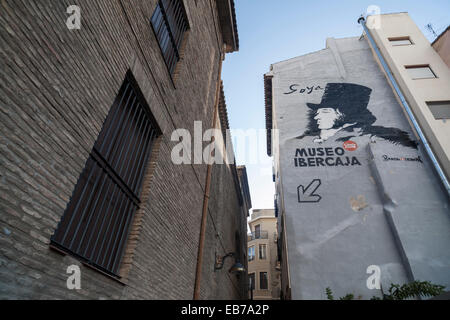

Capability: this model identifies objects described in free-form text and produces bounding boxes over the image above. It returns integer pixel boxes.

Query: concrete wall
[267,35,450,299]
[367,13,450,183]
[0,0,247,300]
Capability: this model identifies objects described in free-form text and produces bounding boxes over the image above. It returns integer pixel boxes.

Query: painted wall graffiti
[297,179,322,203]
[382,155,423,163]
[293,147,361,168]
[295,83,418,148]
[271,37,450,299]
[284,84,323,95]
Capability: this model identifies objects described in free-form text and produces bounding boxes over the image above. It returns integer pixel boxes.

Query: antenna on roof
[357,14,366,25]
[426,23,438,38]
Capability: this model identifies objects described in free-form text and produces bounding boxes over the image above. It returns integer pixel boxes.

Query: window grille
[151,0,189,75]
[51,71,161,278]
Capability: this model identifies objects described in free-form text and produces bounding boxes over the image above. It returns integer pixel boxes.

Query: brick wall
[199,156,248,299]
[0,0,246,299]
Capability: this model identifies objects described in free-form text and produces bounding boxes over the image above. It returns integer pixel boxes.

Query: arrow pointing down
[297,179,322,203]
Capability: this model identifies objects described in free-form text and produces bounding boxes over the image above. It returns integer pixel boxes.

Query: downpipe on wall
[193,52,224,300]
[358,16,450,198]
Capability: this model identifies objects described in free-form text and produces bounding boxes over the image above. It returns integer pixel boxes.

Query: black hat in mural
[306,83,372,112]
[299,82,417,149]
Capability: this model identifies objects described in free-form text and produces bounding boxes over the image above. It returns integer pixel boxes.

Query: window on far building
[388,36,413,46]
[150,0,189,76]
[405,65,437,79]
[259,244,267,260]
[248,246,255,262]
[426,101,450,120]
[254,224,261,239]
[260,272,268,290]
[249,273,255,291]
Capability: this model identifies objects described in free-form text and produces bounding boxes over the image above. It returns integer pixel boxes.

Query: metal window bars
[151,0,189,75]
[50,71,161,278]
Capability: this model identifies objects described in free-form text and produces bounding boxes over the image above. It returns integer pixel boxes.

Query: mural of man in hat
[296,83,418,148]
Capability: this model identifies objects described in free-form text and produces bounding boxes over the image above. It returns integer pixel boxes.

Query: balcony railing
[247,231,269,241]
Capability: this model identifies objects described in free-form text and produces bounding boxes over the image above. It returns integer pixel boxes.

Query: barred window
[151,0,189,75]
[50,71,161,278]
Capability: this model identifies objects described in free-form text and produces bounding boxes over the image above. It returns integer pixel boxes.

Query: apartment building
[0,0,251,300]
[365,13,450,189]
[247,209,281,300]
[265,12,450,299]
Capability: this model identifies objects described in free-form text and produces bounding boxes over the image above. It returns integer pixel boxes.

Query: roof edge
[237,166,252,214]
[264,74,273,157]
[216,0,240,53]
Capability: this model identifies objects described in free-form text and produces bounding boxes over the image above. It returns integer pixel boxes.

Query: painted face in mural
[314,108,343,130]
[312,107,356,143]
[297,83,418,149]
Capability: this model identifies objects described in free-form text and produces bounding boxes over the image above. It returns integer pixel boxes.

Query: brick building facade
[0,0,250,300]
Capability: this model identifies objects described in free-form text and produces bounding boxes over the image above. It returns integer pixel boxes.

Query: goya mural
[295,83,418,149]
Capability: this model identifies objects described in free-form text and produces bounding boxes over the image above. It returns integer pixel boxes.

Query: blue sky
[221,0,449,211]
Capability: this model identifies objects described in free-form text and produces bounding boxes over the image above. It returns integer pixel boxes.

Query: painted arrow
[297,179,322,203]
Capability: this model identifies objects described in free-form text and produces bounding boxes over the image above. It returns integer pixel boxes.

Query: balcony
[247,231,269,242]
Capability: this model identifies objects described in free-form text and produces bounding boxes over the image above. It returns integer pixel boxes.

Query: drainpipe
[358,16,450,197]
[193,53,224,300]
